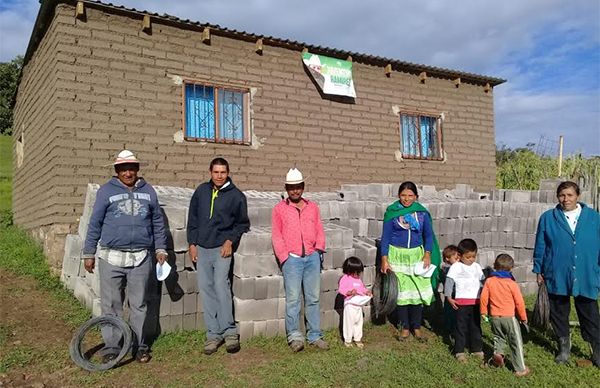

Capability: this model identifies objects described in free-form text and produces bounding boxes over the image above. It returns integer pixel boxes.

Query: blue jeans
[196,246,237,341]
[281,251,323,343]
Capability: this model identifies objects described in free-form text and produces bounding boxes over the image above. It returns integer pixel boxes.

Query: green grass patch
[0,225,90,328]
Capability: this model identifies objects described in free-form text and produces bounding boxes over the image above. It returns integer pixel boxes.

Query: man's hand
[380,256,391,273]
[446,297,459,310]
[156,251,168,265]
[536,273,544,286]
[189,245,198,263]
[220,240,233,258]
[84,258,95,273]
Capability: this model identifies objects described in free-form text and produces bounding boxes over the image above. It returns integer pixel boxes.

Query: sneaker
[344,342,353,348]
[309,339,330,350]
[490,353,505,367]
[355,341,364,349]
[225,335,240,354]
[514,367,531,377]
[472,351,485,360]
[204,338,224,355]
[455,353,467,363]
[135,350,151,363]
[289,340,305,352]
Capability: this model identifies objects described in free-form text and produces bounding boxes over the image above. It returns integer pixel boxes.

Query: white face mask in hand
[156,261,172,281]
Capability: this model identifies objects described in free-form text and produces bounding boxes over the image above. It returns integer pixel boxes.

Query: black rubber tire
[69,315,133,372]
[373,271,398,319]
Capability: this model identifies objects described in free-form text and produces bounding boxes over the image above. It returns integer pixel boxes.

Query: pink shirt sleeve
[314,205,326,251]
[271,204,287,262]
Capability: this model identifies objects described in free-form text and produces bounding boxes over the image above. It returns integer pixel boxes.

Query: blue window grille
[184,82,249,143]
[400,113,442,159]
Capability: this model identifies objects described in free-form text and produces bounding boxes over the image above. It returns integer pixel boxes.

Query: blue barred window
[399,113,442,159]
[184,82,249,144]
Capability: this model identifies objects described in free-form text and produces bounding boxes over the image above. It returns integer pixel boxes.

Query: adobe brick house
[13,0,504,266]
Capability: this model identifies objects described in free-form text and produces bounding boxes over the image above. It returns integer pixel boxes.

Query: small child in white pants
[338,257,372,348]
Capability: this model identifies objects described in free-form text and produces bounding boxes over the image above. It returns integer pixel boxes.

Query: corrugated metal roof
[23,0,505,86]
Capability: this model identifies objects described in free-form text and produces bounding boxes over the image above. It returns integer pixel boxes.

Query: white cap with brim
[413,261,437,278]
[156,261,172,281]
[285,168,305,185]
[113,150,140,165]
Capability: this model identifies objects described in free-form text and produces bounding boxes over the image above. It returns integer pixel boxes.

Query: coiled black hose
[373,271,399,319]
[69,315,133,372]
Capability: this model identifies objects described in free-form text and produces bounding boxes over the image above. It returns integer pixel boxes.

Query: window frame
[398,109,444,161]
[182,79,251,145]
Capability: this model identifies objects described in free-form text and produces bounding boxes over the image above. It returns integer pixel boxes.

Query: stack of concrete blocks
[62,181,557,340]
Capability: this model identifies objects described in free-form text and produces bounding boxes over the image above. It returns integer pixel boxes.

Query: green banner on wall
[302,53,356,98]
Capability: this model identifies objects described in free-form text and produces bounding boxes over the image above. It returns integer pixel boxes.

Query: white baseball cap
[285,168,304,185]
[413,261,436,278]
[156,261,172,281]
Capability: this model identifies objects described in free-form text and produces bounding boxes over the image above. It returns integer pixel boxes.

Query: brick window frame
[398,110,444,161]
[182,80,251,145]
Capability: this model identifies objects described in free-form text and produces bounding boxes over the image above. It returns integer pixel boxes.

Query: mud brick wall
[13,3,497,266]
[62,183,552,341]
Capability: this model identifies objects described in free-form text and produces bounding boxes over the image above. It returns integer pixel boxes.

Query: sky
[1,0,599,155]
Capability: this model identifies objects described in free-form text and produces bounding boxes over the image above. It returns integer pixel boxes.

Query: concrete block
[319,201,331,220]
[233,276,256,299]
[321,249,334,269]
[363,265,376,287]
[183,293,197,314]
[170,229,189,252]
[174,252,185,270]
[160,293,171,317]
[325,227,343,249]
[505,190,531,203]
[233,253,280,277]
[320,290,338,310]
[368,220,382,238]
[159,316,171,333]
[331,248,356,269]
[266,319,280,337]
[255,276,269,300]
[267,276,284,298]
[347,201,365,219]
[171,314,184,331]
[526,234,535,249]
[367,183,392,199]
[162,206,187,230]
[234,297,283,320]
[92,297,102,317]
[321,268,343,292]
[254,320,267,336]
[78,183,99,238]
[353,240,376,266]
[171,296,184,316]
[183,313,196,331]
[364,202,378,219]
[239,321,254,341]
[86,270,101,297]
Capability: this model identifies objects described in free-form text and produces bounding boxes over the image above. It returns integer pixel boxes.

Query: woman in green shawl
[380,181,440,340]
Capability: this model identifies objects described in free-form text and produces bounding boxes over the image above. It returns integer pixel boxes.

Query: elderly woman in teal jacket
[533,181,600,367]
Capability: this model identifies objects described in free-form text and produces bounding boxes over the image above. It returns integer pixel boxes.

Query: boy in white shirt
[444,239,485,362]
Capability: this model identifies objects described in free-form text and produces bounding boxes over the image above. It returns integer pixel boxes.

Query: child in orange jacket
[480,253,530,377]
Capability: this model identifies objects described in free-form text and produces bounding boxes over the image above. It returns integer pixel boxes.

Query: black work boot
[592,342,600,368]
[555,337,571,364]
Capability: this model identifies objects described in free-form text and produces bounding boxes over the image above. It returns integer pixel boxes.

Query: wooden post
[384,64,392,77]
[75,1,85,20]
[255,38,263,55]
[202,27,211,44]
[142,15,151,32]
[558,135,564,177]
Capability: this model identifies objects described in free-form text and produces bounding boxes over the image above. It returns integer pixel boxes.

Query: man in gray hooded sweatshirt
[83,150,168,364]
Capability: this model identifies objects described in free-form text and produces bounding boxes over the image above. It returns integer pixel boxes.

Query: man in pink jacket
[271,168,328,352]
